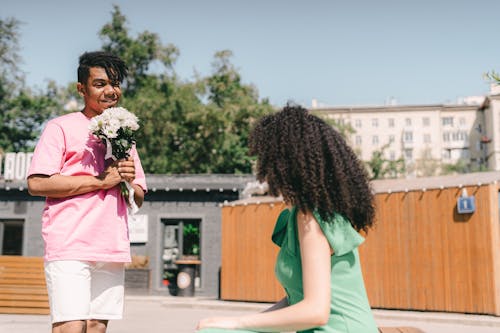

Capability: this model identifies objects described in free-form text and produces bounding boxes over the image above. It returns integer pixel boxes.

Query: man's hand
[97,161,122,190]
[117,157,136,183]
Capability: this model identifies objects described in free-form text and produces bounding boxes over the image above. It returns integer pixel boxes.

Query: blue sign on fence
[457,196,475,214]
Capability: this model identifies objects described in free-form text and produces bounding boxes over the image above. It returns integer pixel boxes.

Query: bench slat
[0,272,45,281]
[0,299,49,308]
[0,256,49,314]
[0,293,48,301]
[0,306,50,315]
[0,279,46,285]
[0,286,47,294]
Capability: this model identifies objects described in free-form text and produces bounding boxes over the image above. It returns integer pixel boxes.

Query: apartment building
[313,85,500,177]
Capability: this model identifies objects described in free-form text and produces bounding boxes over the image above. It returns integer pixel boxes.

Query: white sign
[0,152,34,181]
[128,214,149,243]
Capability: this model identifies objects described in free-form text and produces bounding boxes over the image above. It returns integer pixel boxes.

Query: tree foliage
[366,143,405,180]
[98,6,273,173]
[0,18,60,153]
[99,5,179,95]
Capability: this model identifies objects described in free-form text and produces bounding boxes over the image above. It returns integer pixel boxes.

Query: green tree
[441,159,469,175]
[0,18,60,152]
[202,50,274,173]
[366,143,405,179]
[99,5,179,95]
[484,70,500,83]
[98,6,274,173]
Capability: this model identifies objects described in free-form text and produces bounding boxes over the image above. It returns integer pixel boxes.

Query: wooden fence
[360,184,500,315]
[221,199,286,302]
[220,182,500,315]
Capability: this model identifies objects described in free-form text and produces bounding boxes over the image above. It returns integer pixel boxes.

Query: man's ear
[77,82,85,97]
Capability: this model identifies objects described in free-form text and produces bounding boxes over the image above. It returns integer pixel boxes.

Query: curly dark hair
[78,51,128,84]
[249,104,375,232]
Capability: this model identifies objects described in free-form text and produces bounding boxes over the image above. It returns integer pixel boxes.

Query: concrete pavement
[1,295,500,332]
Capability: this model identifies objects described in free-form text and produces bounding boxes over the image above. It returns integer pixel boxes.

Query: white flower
[88,106,140,159]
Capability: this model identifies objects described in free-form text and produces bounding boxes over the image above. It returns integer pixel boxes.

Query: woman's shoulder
[312,210,365,256]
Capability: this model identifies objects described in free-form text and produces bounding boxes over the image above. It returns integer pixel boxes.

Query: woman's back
[273,207,378,333]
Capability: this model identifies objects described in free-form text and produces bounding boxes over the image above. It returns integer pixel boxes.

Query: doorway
[0,219,24,255]
[161,219,201,294]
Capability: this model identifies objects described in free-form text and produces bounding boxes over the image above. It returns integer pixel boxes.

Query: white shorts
[45,260,125,324]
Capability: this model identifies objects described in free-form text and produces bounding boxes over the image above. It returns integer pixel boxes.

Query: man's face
[78,67,122,118]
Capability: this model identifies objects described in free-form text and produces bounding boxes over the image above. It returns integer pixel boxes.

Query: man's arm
[28,162,122,198]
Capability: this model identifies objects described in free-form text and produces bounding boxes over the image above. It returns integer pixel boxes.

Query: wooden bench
[0,255,49,314]
[379,328,425,333]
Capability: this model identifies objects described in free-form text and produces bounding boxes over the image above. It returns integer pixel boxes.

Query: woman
[197,105,378,333]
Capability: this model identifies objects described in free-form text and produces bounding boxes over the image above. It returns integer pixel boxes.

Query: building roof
[311,103,480,114]
[371,170,500,193]
[223,171,500,206]
[145,174,255,192]
[3,172,499,198]
[0,174,256,193]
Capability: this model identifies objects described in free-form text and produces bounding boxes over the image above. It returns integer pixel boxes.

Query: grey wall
[0,174,254,298]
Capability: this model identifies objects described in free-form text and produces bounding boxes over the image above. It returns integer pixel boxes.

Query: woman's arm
[196,211,332,332]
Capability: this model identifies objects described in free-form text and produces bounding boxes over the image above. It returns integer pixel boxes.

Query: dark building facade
[0,174,255,297]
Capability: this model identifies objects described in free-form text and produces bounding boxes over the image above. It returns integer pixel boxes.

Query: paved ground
[1,295,500,333]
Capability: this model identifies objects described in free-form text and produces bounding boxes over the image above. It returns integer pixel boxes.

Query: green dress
[199,207,378,333]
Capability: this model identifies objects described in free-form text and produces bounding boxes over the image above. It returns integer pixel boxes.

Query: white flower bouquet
[89,107,140,213]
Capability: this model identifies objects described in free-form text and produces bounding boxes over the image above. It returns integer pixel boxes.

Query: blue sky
[2,0,500,107]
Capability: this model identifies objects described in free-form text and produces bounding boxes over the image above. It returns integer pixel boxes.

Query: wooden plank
[0,273,45,280]
[0,273,46,280]
[0,286,47,294]
[0,294,48,301]
[0,306,50,315]
[0,278,46,285]
[0,256,44,264]
[0,299,49,308]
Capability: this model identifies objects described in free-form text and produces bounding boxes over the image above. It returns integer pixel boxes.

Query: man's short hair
[77,51,128,84]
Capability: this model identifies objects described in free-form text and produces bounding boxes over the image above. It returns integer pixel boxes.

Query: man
[27,51,147,333]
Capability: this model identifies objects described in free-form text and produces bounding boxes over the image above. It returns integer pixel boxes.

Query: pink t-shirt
[28,111,147,262]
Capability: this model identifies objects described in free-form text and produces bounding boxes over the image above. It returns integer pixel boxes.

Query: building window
[0,219,24,255]
[442,117,454,126]
[388,135,395,143]
[372,135,379,145]
[355,119,362,128]
[388,118,395,127]
[443,132,450,142]
[405,118,412,126]
[423,117,430,126]
[461,148,470,159]
[355,135,362,145]
[372,118,379,127]
[458,131,468,141]
[403,131,413,143]
[389,151,396,160]
[404,149,413,160]
[459,117,466,126]
[424,134,431,143]
[442,149,451,159]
